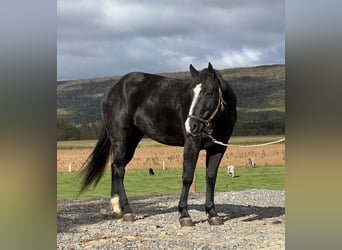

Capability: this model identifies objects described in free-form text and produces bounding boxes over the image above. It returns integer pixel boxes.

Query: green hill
[57,64,284,136]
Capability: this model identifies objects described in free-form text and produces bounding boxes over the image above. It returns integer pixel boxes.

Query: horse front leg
[178,139,200,227]
[205,147,225,225]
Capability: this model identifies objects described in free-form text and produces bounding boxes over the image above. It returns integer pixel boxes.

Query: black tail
[79,127,111,193]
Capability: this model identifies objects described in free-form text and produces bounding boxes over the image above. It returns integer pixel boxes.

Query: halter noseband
[187,87,226,133]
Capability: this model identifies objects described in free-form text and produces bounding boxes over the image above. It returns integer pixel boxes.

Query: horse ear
[190,64,199,77]
[208,62,215,78]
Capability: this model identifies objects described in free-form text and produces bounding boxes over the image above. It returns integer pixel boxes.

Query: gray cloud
[58,0,284,80]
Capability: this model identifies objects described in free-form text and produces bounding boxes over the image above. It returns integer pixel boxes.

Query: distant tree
[57,117,79,140]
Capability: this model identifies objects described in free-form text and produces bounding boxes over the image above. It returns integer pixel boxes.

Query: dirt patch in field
[57,144,284,172]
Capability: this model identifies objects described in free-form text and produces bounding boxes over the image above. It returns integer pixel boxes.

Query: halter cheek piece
[187,87,226,135]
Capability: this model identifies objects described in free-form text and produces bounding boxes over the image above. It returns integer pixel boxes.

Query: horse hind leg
[108,127,143,222]
[110,161,136,222]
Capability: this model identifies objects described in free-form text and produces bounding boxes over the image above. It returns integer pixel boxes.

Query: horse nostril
[191,123,199,133]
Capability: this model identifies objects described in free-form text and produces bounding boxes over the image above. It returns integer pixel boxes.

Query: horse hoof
[208,216,223,225]
[112,211,124,219]
[122,213,135,222]
[179,217,195,227]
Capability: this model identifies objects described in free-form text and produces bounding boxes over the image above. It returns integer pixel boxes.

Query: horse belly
[134,112,185,146]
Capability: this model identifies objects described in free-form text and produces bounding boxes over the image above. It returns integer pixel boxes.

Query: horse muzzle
[185,117,205,136]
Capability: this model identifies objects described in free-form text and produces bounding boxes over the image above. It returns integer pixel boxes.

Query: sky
[57,0,284,81]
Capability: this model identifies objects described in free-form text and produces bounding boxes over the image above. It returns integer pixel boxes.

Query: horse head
[185,62,226,137]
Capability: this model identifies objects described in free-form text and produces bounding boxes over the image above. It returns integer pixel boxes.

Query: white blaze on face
[185,83,202,134]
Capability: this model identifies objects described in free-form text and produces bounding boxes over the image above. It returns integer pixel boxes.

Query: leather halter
[187,87,226,134]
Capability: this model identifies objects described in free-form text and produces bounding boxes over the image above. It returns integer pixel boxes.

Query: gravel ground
[57,190,285,249]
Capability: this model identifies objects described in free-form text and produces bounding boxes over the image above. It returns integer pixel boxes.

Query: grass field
[57,166,285,200]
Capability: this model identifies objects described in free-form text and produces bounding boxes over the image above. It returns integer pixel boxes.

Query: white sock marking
[110,195,122,215]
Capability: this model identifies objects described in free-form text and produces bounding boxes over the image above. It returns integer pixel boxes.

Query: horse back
[102,72,192,146]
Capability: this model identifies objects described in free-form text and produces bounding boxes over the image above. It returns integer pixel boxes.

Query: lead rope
[207,134,285,147]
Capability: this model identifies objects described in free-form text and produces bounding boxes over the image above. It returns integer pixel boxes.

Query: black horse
[80,63,237,226]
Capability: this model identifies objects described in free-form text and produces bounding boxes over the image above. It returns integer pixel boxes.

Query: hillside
[57,64,285,135]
